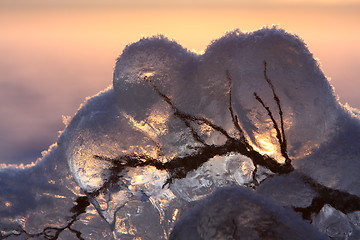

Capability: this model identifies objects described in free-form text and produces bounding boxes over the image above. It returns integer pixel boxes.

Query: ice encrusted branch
[253,61,291,164]
[92,61,360,221]
[93,62,294,195]
[294,174,360,220]
[0,196,90,240]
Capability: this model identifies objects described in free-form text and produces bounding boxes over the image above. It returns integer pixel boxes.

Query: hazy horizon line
[2,1,360,10]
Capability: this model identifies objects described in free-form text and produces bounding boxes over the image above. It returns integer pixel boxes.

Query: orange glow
[1,7,359,52]
[0,5,359,165]
[0,7,359,111]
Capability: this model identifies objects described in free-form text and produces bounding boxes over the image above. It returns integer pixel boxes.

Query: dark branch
[254,92,284,150]
[92,69,295,193]
[293,173,360,220]
[262,61,290,163]
[226,70,247,142]
[144,75,209,146]
[0,196,90,240]
[94,138,293,190]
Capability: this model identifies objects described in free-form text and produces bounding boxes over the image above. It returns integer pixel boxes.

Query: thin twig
[262,61,290,163]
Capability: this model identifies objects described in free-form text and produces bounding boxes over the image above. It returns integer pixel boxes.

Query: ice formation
[1,27,360,239]
[170,187,328,240]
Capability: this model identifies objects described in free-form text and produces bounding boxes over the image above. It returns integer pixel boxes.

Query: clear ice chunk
[312,204,353,240]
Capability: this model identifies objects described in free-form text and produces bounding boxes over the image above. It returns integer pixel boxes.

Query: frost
[1,27,360,239]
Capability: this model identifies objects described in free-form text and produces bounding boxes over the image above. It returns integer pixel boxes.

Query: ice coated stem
[93,66,295,195]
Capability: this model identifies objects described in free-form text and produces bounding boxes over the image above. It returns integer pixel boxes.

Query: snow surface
[170,186,328,240]
[1,27,360,239]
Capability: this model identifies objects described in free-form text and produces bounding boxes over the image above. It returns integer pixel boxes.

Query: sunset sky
[2,0,360,7]
[0,0,359,164]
